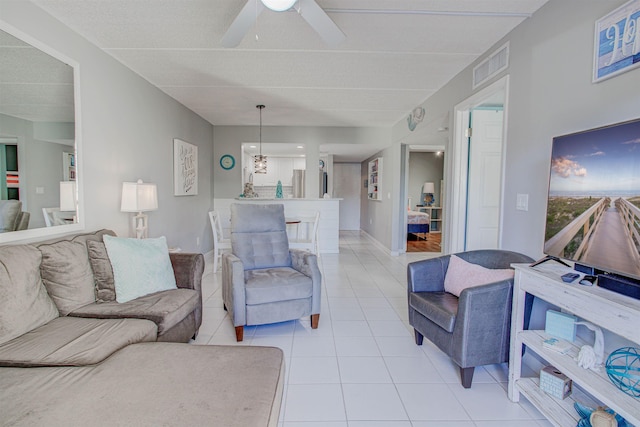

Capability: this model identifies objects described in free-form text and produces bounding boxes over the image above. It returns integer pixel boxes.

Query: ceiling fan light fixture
[261,0,296,12]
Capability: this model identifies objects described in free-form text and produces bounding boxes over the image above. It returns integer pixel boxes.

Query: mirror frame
[0,20,84,244]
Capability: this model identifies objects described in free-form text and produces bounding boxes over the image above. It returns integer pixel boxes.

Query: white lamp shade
[121,180,158,212]
[422,182,435,194]
[59,181,77,211]
[261,0,296,11]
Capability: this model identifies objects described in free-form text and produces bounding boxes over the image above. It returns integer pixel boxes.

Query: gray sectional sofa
[0,230,284,426]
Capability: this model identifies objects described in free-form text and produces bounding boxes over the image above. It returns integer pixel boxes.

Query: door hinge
[465,127,473,138]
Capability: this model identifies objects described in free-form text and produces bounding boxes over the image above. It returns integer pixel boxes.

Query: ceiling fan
[221,0,345,48]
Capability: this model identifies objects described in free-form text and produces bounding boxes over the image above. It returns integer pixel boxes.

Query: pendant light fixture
[254,104,267,174]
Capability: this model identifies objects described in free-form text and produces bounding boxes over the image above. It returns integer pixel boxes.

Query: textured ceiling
[29,0,548,126]
[7,0,549,160]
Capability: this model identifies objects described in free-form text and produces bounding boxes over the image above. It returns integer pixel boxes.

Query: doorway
[448,76,509,252]
[405,148,445,253]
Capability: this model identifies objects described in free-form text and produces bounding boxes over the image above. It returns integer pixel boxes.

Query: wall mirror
[0,24,82,244]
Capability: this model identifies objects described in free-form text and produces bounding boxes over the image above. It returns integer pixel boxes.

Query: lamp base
[131,212,148,239]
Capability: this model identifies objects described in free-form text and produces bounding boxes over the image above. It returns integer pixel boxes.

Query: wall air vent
[473,42,509,89]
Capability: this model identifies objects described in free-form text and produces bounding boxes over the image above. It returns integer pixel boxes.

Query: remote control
[561,273,579,283]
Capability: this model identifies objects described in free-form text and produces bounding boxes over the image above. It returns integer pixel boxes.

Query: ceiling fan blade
[298,0,345,46]
[221,0,265,48]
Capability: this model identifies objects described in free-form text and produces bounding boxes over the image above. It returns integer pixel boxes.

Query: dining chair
[289,211,320,255]
[208,210,231,272]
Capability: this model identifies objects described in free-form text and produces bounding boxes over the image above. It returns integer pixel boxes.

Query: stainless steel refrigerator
[292,169,305,198]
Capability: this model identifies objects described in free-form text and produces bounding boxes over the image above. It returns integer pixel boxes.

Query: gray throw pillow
[39,240,96,315]
[86,240,116,303]
[0,245,59,345]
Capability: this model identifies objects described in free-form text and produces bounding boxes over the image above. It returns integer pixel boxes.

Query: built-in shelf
[508,263,640,427]
[368,158,382,201]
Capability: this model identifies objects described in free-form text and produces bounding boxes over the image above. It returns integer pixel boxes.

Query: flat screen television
[542,118,640,296]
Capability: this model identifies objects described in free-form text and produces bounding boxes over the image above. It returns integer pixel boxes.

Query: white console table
[508,263,640,427]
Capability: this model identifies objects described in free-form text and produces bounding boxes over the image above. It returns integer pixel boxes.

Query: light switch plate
[516,193,528,211]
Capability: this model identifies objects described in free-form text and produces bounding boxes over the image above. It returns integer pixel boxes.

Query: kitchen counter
[234,197,342,201]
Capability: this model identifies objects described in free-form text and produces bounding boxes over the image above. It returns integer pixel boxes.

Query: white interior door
[465,108,504,250]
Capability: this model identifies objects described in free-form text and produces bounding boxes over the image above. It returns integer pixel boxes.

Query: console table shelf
[508,263,640,427]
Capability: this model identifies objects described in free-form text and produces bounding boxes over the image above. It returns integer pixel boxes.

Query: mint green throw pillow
[103,235,177,303]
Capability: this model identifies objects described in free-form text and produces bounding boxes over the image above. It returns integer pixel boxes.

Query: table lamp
[422,182,435,206]
[60,181,77,212]
[121,179,158,239]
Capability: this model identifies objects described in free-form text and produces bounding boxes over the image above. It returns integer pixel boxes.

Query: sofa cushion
[245,267,313,305]
[0,245,59,346]
[410,291,459,333]
[444,254,514,297]
[0,316,156,367]
[87,240,116,303]
[0,343,284,427]
[103,235,177,303]
[70,288,199,335]
[37,240,96,315]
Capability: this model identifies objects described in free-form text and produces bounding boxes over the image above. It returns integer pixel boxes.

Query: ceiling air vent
[473,42,509,89]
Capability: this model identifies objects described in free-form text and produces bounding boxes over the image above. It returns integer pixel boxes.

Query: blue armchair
[221,203,322,341]
[407,250,534,388]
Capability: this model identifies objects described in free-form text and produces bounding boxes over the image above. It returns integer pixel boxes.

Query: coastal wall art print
[173,138,198,196]
[593,0,640,82]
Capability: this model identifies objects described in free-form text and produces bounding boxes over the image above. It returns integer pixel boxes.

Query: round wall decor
[220,154,235,170]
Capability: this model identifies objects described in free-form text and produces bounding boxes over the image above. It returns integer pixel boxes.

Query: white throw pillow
[103,235,177,303]
[444,254,514,297]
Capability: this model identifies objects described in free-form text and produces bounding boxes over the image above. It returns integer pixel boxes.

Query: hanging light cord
[256,104,265,157]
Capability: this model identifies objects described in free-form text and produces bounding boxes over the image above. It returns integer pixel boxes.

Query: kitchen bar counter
[234,198,342,201]
[213,198,340,253]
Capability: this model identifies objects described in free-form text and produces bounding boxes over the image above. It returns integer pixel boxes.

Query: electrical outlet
[35,186,44,194]
[196,237,200,247]
[369,218,372,225]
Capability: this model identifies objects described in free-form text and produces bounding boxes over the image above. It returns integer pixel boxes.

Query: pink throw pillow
[444,254,514,297]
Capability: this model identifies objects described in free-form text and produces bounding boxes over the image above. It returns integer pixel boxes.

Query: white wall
[334,163,360,230]
[370,0,640,259]
[2,1,214,252]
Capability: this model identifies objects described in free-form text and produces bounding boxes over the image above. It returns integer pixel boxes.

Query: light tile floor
[192,231,552,427]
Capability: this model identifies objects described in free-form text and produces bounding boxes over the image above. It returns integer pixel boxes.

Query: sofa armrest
[290,249,322,315]
[407,256,449,293]
[221,253,247,327]
[169,252,204,334]
[451,279,513,366]
[169,252,204,292]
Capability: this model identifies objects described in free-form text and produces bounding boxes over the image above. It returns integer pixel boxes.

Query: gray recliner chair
[0,200,29,232]
[407,250,534,388]
[222,203,322,341]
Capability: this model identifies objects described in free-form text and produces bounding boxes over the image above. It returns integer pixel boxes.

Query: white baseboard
[360,230,398,256]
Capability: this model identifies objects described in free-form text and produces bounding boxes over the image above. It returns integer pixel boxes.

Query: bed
[407,210,430,240]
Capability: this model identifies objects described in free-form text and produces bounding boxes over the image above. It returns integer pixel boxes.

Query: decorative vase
[276,180,283,198]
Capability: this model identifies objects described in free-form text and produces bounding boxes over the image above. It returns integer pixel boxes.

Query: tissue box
[539,365,572,399]
[545,310,577,342]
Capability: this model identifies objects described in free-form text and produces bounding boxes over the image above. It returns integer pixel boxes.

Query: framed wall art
[173,138,198,196]
[593,0,640,82]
